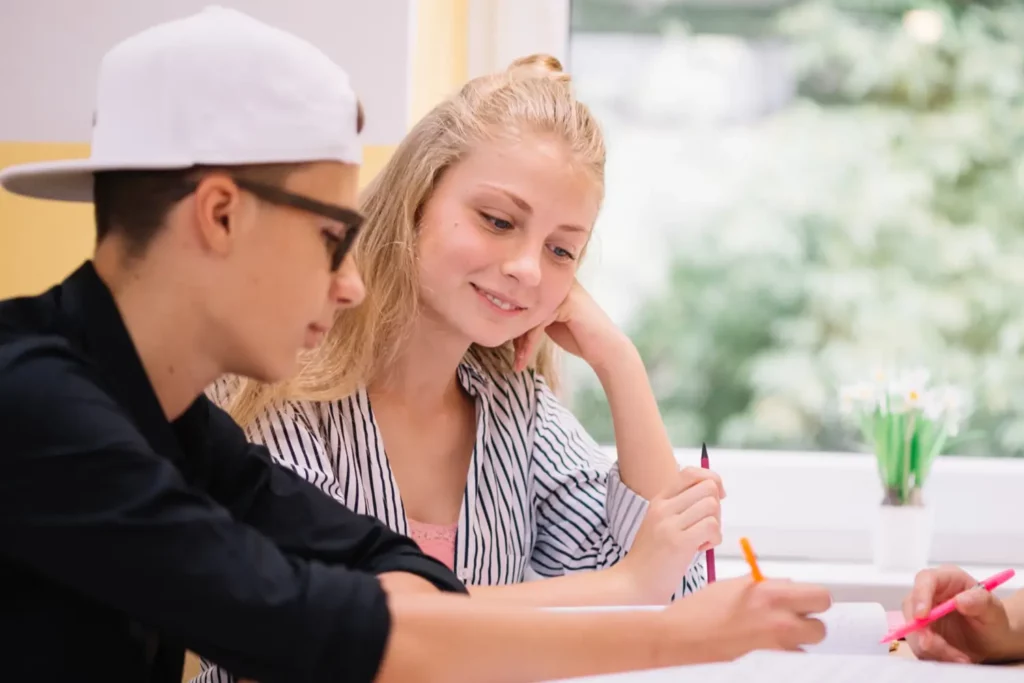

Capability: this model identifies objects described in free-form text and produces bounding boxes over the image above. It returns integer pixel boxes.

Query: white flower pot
[873,503,933,572]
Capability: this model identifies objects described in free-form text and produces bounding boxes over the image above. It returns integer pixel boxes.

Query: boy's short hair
[93,102,365,256]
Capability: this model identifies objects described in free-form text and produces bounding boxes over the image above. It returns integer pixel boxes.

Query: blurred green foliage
[571,1,1024,457]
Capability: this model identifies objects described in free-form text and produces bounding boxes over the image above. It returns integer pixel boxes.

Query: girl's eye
[549,245,577,262]
[481,212,514,231]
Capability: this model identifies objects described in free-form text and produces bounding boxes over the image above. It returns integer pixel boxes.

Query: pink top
[406,519,458,573]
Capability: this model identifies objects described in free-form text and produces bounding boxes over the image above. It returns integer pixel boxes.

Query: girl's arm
[514,282,684,499]
[588,334,680,498]
[508,283,721,604]
[467,563,642,606]
[467,373,716,606]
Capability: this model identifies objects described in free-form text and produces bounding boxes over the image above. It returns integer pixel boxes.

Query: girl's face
[415,135,600,348]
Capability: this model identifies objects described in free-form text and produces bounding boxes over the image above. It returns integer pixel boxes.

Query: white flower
[942,386,967,413]
[889,367,929,398]
[922,390,945,420]
[919,385,968,436]
[841,368,969,435]
[839,381,877,414]
[881,367,931,415]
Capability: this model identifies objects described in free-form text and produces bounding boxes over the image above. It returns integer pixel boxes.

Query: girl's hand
[617,467,725,603]
[512,281,630,373]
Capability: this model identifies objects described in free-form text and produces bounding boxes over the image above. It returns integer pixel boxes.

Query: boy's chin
[243,353,298,385]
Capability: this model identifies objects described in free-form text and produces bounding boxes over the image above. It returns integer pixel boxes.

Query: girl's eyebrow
[479,184,533,214]
[556,223,589,235]
[479,184,589,234]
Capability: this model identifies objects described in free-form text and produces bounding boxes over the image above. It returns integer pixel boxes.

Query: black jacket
[0,261,466,683]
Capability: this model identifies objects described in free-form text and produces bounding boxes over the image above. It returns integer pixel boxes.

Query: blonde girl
[212,54,722,613]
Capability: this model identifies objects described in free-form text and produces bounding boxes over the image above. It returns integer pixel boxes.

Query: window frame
[467,0,571,78]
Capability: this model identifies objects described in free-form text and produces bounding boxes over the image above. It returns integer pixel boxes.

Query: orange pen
[739,537,764,582]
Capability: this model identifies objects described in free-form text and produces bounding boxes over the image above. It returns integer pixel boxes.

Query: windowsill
[716,558,1024,609]
[599,447,1024,567]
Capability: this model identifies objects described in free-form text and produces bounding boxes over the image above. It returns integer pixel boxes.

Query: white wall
[467,0,570,78]
[0,0,415,145]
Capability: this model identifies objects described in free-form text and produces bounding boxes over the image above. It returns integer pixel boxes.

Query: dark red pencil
[701,443,716,583]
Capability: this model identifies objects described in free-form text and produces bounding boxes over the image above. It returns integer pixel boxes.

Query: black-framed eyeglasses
[180,176,364,271]
[233,178,364,271]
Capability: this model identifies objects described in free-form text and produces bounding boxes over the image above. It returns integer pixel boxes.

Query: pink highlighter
[880,568,1016,643]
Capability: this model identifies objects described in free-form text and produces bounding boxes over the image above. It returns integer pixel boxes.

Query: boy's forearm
[377,594,690,683]
[378,571,442,596]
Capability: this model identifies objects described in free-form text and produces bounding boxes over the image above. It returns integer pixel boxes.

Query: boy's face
[212,161,365,382]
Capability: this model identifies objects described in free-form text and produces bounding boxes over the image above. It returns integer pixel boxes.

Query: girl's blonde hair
[228,54,606,427]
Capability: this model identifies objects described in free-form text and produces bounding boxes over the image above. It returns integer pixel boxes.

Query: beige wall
[0,0,469,300]
[0,143,94,298]
[410,0,469,125]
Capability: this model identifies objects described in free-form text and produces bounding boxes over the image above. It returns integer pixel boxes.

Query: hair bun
[506,53,570,84]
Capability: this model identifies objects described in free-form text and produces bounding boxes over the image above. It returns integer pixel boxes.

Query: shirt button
[457,569,469,582]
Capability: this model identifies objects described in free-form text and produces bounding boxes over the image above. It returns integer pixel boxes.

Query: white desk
[715,558,1024,609]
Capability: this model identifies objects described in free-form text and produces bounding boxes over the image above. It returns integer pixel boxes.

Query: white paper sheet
[544,661,748,683]
[734,651,1024,682]
[547,651,1023,682]
[804,601,890,655]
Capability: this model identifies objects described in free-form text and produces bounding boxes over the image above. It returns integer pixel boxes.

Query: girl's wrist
[604,559,653,605]
[589,332,641,381]
[609,556,675,606]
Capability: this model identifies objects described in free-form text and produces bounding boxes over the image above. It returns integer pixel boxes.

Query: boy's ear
[192,174,244,256]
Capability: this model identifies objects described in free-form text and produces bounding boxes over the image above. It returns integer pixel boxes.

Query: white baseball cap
[0,6,362,203]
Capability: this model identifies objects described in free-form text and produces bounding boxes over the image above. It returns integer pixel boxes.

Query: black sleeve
[0,351,456,683]
[195,399,467,593]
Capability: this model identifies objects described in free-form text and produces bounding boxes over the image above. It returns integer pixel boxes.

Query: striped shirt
[195,361,705,683]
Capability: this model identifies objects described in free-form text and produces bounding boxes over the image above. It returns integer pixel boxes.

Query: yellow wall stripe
[0,142,93,299]
[410,0,469,126]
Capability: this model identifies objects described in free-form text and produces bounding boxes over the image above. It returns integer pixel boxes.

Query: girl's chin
[460,317,542,350]
[469,334,516,350]
[466,326,522,350]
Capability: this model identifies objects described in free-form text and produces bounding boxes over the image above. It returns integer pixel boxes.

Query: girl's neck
[370,311,472,414]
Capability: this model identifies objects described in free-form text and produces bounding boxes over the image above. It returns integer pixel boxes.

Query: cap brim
[0,158,193,203]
